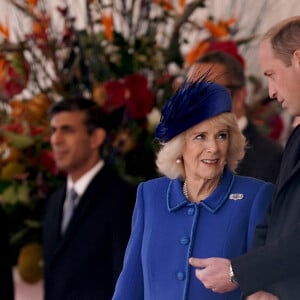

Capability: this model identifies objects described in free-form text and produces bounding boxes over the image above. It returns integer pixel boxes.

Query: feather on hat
[155,79,232,142]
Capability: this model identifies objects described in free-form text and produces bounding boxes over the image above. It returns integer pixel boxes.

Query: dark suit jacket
[237,121,283,183]
[0,205,14,300]
[232,125,300,299]
[43,163,135,300]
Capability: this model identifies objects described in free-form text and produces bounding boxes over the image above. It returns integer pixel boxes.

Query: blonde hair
[156,112,246,179]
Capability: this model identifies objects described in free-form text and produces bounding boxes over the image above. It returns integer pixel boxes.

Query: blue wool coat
[113,168,274,300]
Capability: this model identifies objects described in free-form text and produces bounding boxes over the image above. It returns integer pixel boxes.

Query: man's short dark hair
[48,96,108,134]
[198,51,246,88]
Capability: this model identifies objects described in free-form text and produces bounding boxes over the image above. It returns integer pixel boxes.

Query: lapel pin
[229,193,244,201]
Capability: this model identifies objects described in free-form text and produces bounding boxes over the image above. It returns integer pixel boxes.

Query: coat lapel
[47,186,67,264]
[51,167,107,260]
[277,159,300,194]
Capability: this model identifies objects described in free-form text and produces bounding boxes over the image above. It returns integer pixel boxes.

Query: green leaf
[2,131,35,150]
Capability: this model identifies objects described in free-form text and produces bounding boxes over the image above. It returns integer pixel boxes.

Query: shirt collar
[67,160,104,197]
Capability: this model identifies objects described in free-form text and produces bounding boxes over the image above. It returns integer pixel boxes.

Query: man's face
[50,111,102,180]
[259,40,300,116]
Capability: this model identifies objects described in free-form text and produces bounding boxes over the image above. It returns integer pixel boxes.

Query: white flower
[147,107,161,132]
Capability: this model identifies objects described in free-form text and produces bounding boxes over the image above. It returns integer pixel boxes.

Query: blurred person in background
[43,96,135,300]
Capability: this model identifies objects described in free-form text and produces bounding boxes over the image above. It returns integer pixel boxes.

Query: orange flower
[32,11,50,40]
[112,128,137,155]
[0,58,6,80]
[178,0,186,9]
[25,93,52,122]
[8,95,51,124]
[204,17,236,39]
[184,40,210,68]
[100,12,113,42]
[152,0,174,11]
[9,100,27,121]
[26,0,39,8]
[0,140,21,164]
[92,82,106,106]
[0,18,10,40]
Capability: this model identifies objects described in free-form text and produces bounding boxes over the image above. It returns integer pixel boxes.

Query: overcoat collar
[167,167,234,213]
[277,125,300,193]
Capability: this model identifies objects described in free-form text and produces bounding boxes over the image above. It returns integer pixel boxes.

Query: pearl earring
[176,157,182,164]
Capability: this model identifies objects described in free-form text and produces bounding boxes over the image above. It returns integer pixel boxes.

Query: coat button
[187,207,195,215]
[176,272,185,281]
[180,236,190,245]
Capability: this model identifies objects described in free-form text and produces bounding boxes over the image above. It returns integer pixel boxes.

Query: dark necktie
[61,188,78,234]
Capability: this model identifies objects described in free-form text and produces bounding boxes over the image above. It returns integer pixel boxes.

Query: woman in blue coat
[113,79,274,300]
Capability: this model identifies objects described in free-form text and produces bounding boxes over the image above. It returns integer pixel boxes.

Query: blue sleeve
[247,182,274,251]
[113,183,145,300]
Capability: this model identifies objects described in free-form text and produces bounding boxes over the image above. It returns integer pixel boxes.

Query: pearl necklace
[183,181,189,199]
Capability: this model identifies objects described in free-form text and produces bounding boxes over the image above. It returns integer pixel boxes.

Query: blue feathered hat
[155,80,232,142]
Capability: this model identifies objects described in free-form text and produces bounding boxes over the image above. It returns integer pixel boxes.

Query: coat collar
[277,126,300,192]
[167,167,234,213]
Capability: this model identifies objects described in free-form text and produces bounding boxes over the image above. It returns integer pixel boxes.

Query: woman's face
[182,119,229,181]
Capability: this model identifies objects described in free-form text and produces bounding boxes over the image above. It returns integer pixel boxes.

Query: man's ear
[91,128,107,149]
[292,49,300,66]
[231,87,246,119]
[233,87,246,107]
[235,87,247,103]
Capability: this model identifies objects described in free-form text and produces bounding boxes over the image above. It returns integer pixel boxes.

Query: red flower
[0,52,30,101]
[40,150,60,175]
[124,74,155,120]
[102,80,126,113]
[30,126,46,136]
[2,123,25,134]
[102,74,155,120]
[204,40,245,68]
[155,73,172,85]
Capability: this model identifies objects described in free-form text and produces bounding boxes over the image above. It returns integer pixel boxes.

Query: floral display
[0,50,29,101]
[0,93,65,281]
[248,97,284,142]
[0,0,258,282]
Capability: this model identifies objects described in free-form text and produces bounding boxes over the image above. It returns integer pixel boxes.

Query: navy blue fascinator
[155,80,232,142]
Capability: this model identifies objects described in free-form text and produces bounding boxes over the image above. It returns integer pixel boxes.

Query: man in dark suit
[188,50,283,184]
[43,97,135,300]
[0,205,14,300]
[188,16,300,300]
